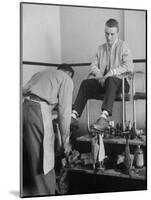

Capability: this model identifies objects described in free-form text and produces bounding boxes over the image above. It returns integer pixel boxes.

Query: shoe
[90,117,109,131]
[70,110,79,129]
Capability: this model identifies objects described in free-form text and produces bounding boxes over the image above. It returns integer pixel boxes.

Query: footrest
[89,128,105,136]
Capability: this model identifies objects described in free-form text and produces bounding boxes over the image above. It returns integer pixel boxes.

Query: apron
[23,97,55,175]
[40,102,55,175]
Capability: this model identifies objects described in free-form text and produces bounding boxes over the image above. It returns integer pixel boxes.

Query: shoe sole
[89,126,105,133]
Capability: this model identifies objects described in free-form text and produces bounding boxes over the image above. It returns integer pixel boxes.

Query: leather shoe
[91,117,109,131]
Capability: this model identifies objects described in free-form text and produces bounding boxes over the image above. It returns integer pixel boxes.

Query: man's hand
[97,70,114,86]
[64,144,72,158]
[68,150,80,165]
[90,66,99,76]
[87,73,96,79]
[97,77,106,86]
[61,150,80,168]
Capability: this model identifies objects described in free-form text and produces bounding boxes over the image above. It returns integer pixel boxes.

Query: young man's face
[105,26,119,47]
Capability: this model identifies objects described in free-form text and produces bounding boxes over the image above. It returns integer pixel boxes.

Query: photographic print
[20,2,147,198]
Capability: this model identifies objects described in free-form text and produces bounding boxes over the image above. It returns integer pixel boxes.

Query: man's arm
[58,77,74,156]
[105,42,134,78]
[89,48,104,79]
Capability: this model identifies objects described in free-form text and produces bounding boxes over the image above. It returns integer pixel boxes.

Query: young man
[22,64,74,197]
[72,18,134,131]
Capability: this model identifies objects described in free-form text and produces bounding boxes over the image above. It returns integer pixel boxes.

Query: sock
[100,110,109,120]
[71,110,79,120]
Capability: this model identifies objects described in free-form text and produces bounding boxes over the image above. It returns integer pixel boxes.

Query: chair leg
[122,77,126,132]
[132,76,136,131]
[87,101,90,132]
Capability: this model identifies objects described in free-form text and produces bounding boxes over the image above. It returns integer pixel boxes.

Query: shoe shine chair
[87,69,146,133]
[86,68,146,171]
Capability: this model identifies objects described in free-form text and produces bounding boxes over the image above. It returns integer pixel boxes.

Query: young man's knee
[105,77,116,83]
[81,79,90,88]
[105,77,121,86]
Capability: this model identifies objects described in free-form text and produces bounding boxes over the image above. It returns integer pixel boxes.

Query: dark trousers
[22,99,56,197]
[73,77,129,116]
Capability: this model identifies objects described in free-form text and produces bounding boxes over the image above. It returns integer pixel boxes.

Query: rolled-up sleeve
[58,77,74,155]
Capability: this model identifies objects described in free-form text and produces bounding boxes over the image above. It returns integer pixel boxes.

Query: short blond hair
[105,18,119,32]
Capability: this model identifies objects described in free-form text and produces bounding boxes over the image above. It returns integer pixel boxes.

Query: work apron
[40,101,55,175]
[23,97,55,175]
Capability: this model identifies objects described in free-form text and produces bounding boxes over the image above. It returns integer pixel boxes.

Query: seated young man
[72,18,134,131]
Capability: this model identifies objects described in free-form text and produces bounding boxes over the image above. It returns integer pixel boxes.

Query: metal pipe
[132,74,136,130]
[87,101,90,132]
[122,77,125,131]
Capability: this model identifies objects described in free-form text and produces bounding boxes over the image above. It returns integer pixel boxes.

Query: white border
[0,0,150,199]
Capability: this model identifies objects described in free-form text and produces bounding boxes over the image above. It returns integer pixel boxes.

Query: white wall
[22,4,62,63]
[22,65,56,86]
[124,10,146,128]
[124,10,146,59]
[61,6,124,63]
[22,4,146,129]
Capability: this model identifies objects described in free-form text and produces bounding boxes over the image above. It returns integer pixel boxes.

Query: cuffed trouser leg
[73,79,103,116]
[102,77,129,115]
